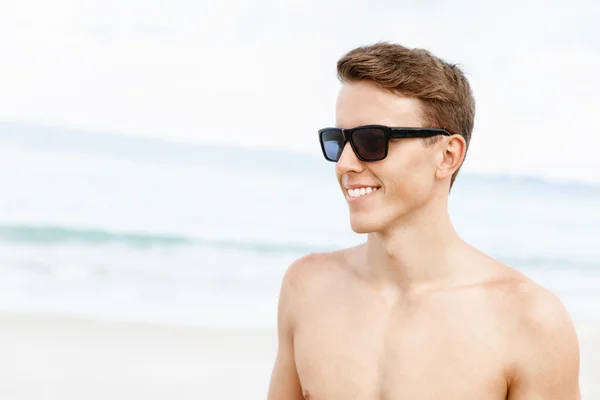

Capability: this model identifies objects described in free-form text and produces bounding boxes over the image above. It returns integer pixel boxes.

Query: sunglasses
[318,125,452,162]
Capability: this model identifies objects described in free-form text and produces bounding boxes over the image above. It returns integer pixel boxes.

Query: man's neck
[364,200,466,291]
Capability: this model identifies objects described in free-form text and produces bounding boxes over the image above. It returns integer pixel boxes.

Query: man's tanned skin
[267,58,581,399]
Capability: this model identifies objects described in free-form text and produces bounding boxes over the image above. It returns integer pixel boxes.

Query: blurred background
[0,0,599,399]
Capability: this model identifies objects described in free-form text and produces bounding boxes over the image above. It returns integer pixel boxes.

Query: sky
[0,0,599,183]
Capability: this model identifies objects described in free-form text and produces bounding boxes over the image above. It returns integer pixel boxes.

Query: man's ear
[435,135,467,180]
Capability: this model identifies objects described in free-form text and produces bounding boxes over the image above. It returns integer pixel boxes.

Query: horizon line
[1,119,599,189]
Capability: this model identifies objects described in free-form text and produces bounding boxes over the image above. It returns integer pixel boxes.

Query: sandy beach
[0,312,598,399]
[0,312,277,400]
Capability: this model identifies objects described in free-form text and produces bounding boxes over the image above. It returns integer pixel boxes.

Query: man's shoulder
[509,277,578,345]
[467,252,577,344]
[482,259,575,329]
[481,261,578,367]
[486,268,581,397]
[279,246,359,293]
[481,259,573,329]
[475,258,580,395]
[275,247,359,332]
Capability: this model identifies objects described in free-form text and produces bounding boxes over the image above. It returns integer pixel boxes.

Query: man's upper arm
[508,287,581,400]
[267,256,311,400]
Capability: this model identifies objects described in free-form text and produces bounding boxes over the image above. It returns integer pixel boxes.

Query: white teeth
[347,187,378,198]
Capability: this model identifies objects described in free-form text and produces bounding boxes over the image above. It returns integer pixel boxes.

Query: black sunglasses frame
[318,124,452,162]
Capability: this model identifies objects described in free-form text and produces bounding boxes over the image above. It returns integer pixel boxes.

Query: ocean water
[1,123,599,328]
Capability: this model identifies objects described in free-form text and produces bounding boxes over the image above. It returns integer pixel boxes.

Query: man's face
[334,81,443,234]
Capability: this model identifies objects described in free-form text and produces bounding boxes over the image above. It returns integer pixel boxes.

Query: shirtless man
[267,42,580,399]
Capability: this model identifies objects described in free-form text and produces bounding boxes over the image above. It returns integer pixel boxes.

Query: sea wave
[0,224,330,255]
[1,224,598,269]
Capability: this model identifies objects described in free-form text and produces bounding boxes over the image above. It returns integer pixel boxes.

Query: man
[267,42,580,399]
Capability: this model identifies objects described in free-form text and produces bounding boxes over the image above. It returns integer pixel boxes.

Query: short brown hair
[336,41,475,188]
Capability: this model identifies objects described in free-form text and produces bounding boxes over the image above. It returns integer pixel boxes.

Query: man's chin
[349,218,381,234]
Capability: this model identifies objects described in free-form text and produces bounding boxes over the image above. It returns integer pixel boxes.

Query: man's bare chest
[292,303,510,400]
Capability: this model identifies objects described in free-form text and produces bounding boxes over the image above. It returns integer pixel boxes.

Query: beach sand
[0,312,277,400]
[0,312,597,399]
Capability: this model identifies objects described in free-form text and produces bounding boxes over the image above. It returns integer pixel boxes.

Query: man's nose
[336,142,364,175]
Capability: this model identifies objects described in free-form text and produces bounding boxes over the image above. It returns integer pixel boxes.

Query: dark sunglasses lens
[352,128,387,161]
[321,130,344,161]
